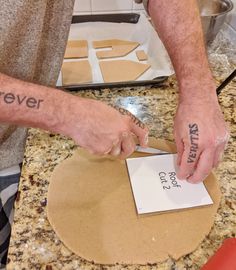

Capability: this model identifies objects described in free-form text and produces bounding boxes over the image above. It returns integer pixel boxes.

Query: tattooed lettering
[0,91,44,109]
[187,123,199,163]
[111,105,145,129]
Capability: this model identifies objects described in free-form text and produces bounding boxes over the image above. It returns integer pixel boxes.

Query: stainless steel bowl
[198,0,234,44]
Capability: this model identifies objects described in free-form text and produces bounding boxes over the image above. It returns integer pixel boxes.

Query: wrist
[178,75,218,105]
[46,89,75,136]
[54,91,88,138]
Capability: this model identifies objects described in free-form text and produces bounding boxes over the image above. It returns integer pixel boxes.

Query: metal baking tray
[59,13,173,91]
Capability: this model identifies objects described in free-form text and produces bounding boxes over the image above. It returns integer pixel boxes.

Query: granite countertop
[7,74,236,270]
[7,51,236,268]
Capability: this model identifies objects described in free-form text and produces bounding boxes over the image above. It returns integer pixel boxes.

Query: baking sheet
[57,13,174,86]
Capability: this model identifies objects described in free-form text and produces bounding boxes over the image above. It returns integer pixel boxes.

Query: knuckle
[215,132,231,146]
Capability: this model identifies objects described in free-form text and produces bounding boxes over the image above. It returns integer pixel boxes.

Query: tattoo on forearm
[111,105,145,129]
[187,123,199,163]
[0,91,44,109]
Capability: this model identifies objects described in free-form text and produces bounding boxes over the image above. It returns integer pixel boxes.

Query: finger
[109,141,122,157]
[119,132,136,159]
[187,149,215,184]
[87,140,116,156]
[130,120,149,147]
[174,133,184,167]
[82,142,106,156]
[177,141,201,180]
[102,138,120,155]
[213,144,225,168]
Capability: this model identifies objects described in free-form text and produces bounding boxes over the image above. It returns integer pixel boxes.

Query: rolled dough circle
[47,138,221,264]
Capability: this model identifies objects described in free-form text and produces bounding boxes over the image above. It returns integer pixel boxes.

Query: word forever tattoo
[0,91,44,109]
[111,105,145,129]
[187,123,199,163]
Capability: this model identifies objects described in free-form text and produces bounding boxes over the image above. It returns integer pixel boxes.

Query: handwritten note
[126,154,213,214]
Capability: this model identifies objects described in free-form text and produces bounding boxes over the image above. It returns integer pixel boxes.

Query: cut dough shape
[93,39,139,59]
[99,60,151,83]
[62,61,92,85]
[64,40,88,59]
[47,138,221,265]
[136,50,148,61]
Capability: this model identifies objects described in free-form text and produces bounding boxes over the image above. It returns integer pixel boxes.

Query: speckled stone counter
[7,70,235,269]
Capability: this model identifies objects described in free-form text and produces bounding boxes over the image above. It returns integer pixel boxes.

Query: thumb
[130,120,149,147]
[174,132,184,167]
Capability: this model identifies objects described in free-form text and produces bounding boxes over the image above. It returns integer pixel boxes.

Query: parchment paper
[47,138,221,265]
[57,14,174,86]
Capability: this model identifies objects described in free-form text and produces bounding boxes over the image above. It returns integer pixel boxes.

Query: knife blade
[135,145,169,155]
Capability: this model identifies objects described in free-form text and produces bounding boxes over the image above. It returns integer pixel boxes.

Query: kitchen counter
[7,65,236,268]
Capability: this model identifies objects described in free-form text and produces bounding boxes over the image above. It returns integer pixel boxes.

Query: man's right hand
[60,97,149,159]
[0,73,148,158]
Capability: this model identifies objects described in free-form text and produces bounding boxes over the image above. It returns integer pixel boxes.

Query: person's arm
[0,73,148,157]
[148,0,229,183]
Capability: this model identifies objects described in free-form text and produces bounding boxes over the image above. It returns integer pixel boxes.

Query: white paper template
[126,154,213,214]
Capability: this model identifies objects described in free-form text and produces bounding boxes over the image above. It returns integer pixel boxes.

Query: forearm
[0,69,149,159]
[0,73,79,134]
[149,0,217,103]
[147,0,229,183]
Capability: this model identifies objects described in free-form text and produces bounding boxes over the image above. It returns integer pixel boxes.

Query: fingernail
[113,147,121,156]
[187,178,200,184]
[177,172,192,181]
[187,179,196,184]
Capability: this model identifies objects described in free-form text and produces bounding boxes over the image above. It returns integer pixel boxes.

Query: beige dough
[47,138,221,265]
[61,61,92,85]
[64,40,88,59]
[136,50,148,61]
[93,39,139,59]
[99,60,151,83]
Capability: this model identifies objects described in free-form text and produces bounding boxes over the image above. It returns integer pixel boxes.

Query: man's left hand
[174,98,229,184]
